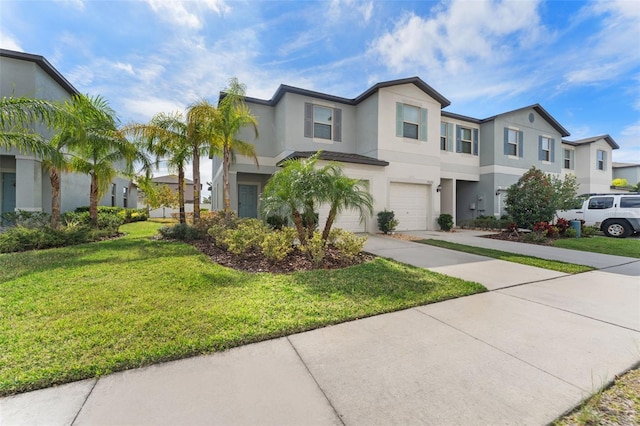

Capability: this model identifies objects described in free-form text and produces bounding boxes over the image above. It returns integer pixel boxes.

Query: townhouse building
[0,49,136,217]
[211,77,619,232]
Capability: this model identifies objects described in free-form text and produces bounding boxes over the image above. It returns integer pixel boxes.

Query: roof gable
[562,134,619,149]
[0,48,79,96]
[481,104,570,137]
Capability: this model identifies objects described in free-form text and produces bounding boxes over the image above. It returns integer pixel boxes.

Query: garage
[389,182,429,231]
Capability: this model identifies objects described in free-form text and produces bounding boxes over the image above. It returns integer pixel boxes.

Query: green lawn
[417,239,594,274]
[0,222,485,396]
[553,236,640,258]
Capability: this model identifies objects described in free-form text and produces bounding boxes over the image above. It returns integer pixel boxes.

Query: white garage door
[389,182,428,231]
[318,204,367,233]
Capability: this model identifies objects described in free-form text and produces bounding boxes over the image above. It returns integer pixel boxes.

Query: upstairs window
[455,125,478,155]
[440,122,448,150]
[123,187,128,208]
[504,128,523,157]
[563,149,571,169]
[396,103,427,141]
[538,136,554,162]
[460,127,472,154]
[596,150,606,170]
[304,103,342,142]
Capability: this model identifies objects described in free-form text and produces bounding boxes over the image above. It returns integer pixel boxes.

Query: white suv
[557,193,640,238]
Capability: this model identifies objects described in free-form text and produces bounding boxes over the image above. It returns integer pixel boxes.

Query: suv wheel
[603,220,632,238]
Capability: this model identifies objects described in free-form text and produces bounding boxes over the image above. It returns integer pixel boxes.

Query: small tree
[505,166,579,229]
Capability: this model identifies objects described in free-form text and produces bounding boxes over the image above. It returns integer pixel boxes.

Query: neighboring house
[138,175,201,218]
[211,77,620,232]
[0,48,136,217]
[613,162,640,187]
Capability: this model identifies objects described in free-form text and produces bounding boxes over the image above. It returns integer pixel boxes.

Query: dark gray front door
[2,172,16,215]
[238,184,258,218]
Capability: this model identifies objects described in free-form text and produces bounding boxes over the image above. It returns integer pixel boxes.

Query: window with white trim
[304,103,342,142]
[597,150,606,170]
[507,129,519,156]
[460,127,472,154]
[440,122,448,150]
[396,103,427,141]
[563,149,572,169]
[540,137,551,161]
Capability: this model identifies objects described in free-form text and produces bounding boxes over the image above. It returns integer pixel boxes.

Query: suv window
[620,197,640,208]
[588,197,614,210]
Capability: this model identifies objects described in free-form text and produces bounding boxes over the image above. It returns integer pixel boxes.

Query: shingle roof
[480,104,570,137]
[241,77,451,108]
[612,162,640,168]
[562,134,619,149]
[0,48,79,96]
[277,151,389,167]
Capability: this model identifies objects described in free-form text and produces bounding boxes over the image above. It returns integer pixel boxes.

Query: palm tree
[66,94,136,226]
[214,78,259,221]
[121,112,191,224]
[261,152,332,245]
[0,96,67,157]
[186,99,219,223]
[321,173,373,241]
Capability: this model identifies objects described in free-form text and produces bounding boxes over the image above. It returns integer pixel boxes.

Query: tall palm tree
[186,99,219,223]
[66,94,136,226]
[121,112,191,224]
[215,78,259,221]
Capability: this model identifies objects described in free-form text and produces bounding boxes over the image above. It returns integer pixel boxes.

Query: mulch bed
[482,230,555,245]
[191,237,375,273]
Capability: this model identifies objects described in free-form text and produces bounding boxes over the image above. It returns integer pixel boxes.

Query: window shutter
[538,136,544,161]
[473,129,479,156]
[570,150,574,170]
[419,108,428,141]
[304,103,313,138]
[456,125,462,153]
[447,123,454,152]
[550,138,555,163]
[333,108,342,142]
[518,131,524,157]
[396,103,403,137]
[603,151,607,170]
[503,127,509,155]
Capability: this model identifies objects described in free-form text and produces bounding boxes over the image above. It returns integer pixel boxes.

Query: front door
[238,184,258,218]
[2,173,16,224]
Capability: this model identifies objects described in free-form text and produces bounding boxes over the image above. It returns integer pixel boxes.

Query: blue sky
[1,0,639,186]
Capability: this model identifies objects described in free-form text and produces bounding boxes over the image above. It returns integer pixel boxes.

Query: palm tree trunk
[292,210,307,246]
[192,147,200,224]
[178,167,186,224]
[223,146,231,222]
[90,172,99,228]
[322,207,337,242]
[50,168,61,229]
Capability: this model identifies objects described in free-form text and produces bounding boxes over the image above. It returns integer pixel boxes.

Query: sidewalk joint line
[285,336,346,426]
[70,379,98,425]
[496,291,640,333]
[413,308,585,392]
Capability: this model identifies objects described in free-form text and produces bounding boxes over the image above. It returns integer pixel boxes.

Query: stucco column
[15,156,43,212]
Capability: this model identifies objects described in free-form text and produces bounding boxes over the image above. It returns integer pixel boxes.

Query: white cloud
[122,97,186,123]
[561,0,640,87]
[613,120,640,163]
[113,62,135,75]
[328,0,374,24]
[145,0,230,30]
[54,0,85,11]
[0,29,23,51]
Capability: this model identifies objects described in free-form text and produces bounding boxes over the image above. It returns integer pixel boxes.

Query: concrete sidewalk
[3,234,639,425]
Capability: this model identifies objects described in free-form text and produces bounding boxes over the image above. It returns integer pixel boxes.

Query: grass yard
[0,222,485,396]
[553,236,640,258]
[417,239,594,274]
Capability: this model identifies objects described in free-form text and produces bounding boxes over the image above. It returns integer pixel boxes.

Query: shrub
[222,219,268,255]
[123,208,148,223]
[330,228,367,259]
[437,213,454,231]
[0,210,50,228]
[523,231,549,244]
[299,231,325,266]
[377,210,399,234]
[158,223,201,241]
[266,214,288,231]
[555,218,571,235]
[0,224,108,253]
[260,227,296,262]
[564,228,577,238]
[533,221,558,238]
[582,225,599,237]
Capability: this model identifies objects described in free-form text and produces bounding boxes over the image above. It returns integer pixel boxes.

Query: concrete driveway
[2,234,639,425]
